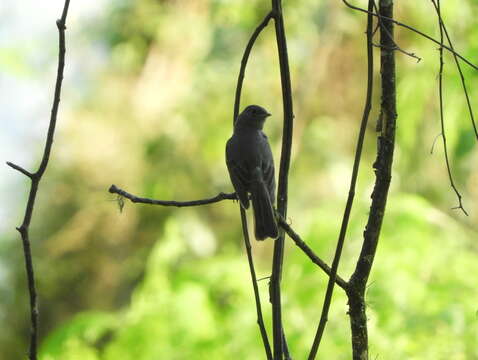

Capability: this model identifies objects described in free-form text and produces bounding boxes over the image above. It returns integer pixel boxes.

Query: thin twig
[430,132,443,154]
[6,161,34,178]
[434,0,468,216]
[7,2,71,359]
[232,11,275,359]
[370,0,421,62]
[270,1,295,358]
[277,216,349,291]
[429,0,478,140]
[308,1,375,358]
[342,0,478,71]
[234,11,274,123]
[109,184,236,207]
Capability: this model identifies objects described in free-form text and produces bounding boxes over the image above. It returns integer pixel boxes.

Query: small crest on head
[243,105,271,118]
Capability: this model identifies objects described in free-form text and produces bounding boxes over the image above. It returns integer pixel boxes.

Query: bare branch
[342,0,478,71]
[9,2,71,359]
[109,184,236,207]
[6,161,34,178]
[370,0,421,62]
[233,11,274,124]
[429,0,478,140]
[433,0,468,216]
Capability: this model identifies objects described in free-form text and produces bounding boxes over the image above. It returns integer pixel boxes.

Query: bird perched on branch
[226,105,278,240]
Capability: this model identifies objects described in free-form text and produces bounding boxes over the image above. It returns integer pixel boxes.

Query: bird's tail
[251,168,278,240]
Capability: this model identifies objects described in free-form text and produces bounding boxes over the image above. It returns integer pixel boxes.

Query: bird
[226,104,278,240]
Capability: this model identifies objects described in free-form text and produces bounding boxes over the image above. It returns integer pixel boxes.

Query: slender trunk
[347,0,397,358]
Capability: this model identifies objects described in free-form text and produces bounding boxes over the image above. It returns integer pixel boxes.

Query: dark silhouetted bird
[226,105,278,240]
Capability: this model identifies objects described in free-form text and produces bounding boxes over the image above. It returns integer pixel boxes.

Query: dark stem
[430,0,468,216]
[307,1,375,358]
[240,208,273,360]
[347,0,396,359]
[7,2,71,359]
[270,1,295,358]
[341,0,478,71]
[232,11,274,357]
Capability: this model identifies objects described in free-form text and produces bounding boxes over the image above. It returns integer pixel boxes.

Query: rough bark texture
[347,0,397,359]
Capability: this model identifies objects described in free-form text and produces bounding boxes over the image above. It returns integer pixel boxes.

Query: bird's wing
[260,133,276,205]
[226,139,250,209]
[262,160,276,205]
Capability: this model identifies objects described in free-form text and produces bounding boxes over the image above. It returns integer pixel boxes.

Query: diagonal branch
[7,2,71,360]
[277,216,349,291]
[341,0,478,71]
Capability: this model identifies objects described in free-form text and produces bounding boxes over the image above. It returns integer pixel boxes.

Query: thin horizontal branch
[109,184,236,207]
[342,0,478,71]
[6,161,34,178]
[277,216,349,291]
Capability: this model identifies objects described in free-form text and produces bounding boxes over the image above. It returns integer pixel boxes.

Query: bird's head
[236,104,271,130]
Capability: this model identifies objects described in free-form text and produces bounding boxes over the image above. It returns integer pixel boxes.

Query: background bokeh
[1,0,477,359]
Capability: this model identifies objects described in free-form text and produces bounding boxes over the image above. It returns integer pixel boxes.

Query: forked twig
[434,0,468,216]
[370,0,421,62]
[429,0,477,140]
[7,1,71,359]
[342,0,478,71]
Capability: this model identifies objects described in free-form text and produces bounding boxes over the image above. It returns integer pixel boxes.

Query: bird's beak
[265,112,271,117]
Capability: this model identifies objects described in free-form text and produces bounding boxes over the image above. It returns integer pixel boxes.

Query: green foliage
[39,195,478,359]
